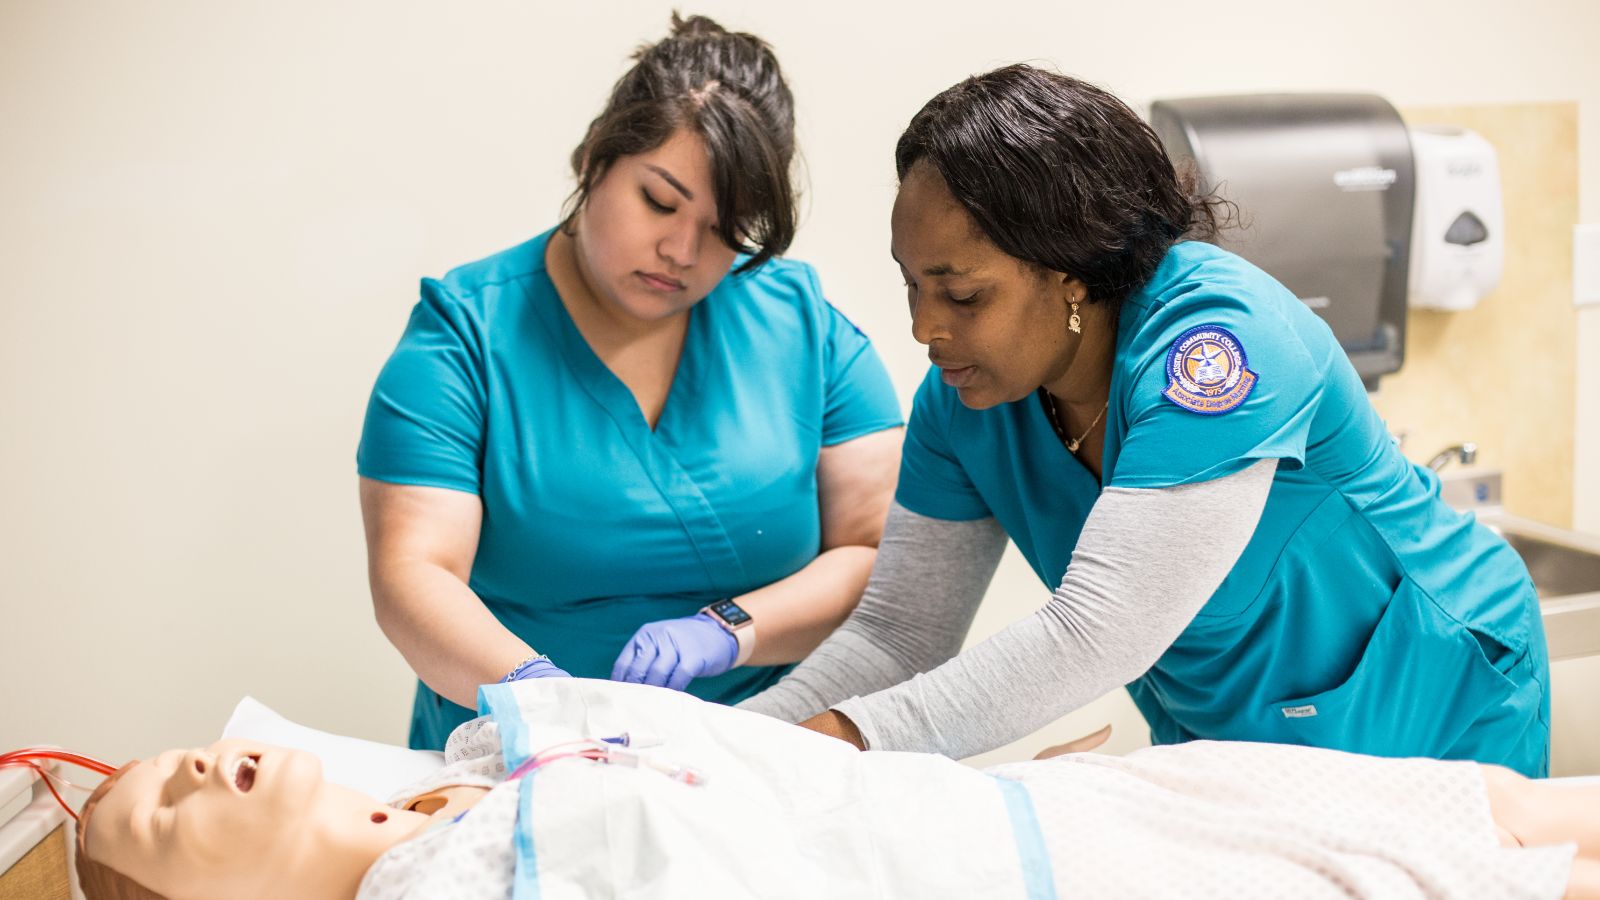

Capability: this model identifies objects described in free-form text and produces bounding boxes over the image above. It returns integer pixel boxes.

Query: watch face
[711,600,752,627]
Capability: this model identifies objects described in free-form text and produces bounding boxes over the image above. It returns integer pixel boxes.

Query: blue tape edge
[992,776,1058,900]
[478,683,541,900]
[478,682,532,769]
[512,776,541,900]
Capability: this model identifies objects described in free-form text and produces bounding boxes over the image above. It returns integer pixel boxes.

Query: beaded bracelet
[502,653,551,683]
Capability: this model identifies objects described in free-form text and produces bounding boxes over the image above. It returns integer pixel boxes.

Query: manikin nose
[171,749,214,798]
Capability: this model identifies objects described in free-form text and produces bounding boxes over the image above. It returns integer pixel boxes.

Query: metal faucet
[1427,442,1478,473]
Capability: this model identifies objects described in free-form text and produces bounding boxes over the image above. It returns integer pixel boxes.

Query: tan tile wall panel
[0,826,70,900]
[1372,102,1579,528]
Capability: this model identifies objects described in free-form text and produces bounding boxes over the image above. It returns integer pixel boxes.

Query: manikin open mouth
[231,755,259,793]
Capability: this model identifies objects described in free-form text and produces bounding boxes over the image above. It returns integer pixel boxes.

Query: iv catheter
[509,738,707,786]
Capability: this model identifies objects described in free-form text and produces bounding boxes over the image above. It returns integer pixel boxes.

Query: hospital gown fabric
[357,725,515,900]
[992,743,1572,898]
[354,681,1573,899]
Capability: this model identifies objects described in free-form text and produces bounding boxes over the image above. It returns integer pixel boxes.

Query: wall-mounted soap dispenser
[1407,126,1503,311]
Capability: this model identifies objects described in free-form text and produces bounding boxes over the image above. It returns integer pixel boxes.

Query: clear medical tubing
[0,748,118,821]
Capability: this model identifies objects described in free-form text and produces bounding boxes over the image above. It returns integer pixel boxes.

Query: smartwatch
[700,598,756,667]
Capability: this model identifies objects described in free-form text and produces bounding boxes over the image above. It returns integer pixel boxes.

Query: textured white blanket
[342,679,1573,899]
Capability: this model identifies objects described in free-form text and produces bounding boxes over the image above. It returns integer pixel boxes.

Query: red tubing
[0,748,118,821]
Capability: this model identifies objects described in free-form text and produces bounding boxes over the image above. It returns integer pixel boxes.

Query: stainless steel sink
[1479,514,1600,662]
[1496,532,1600,599]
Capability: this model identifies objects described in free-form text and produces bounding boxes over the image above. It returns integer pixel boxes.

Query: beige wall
[3,1,1599,773]
[1372,103,1579,528]
[1580,311,1600,536]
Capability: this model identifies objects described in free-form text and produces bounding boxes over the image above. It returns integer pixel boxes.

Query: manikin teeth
[233,756,258,793]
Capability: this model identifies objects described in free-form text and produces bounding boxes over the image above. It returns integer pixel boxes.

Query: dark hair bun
[667,12,728,39]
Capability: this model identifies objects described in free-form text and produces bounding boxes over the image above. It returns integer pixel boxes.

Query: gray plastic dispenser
[1149,94,1415,389]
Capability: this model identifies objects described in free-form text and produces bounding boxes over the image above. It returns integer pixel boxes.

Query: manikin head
[76,739,426,900]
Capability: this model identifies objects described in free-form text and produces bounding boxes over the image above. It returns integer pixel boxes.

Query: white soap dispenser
[1406,126,1504,311]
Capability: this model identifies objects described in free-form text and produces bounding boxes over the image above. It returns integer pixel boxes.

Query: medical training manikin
[57,679,1593,899]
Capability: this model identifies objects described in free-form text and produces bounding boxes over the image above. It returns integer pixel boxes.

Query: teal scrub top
[359,229,903,750]
[897,241,1550,777]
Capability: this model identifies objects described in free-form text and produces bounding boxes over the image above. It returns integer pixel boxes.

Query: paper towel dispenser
[1149,94,1415,389]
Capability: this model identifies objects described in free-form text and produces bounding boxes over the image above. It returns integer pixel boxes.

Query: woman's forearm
[737,504,1010,722]
[736,545,877,666]
[834,459,1277,757]
[370,561,534,709]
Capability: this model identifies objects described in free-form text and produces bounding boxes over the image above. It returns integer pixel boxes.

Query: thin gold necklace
[1041,389,1109,454]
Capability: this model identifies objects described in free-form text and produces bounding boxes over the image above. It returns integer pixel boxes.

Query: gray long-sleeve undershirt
[737,458,1278,759]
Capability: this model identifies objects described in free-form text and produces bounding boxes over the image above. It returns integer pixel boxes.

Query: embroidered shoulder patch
[1162,325,1258,415]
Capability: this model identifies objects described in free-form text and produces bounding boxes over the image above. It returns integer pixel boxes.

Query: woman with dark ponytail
[358,14,903,750]
[746,65,1548,780]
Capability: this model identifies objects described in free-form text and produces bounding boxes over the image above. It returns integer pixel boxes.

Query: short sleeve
[893,368,992,521]
[356,278,488,494]
[817,295,903,447]
[1111,290,1321,490]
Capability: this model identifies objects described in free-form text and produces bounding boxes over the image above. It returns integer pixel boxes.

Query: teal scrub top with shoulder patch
[358,228,904,750]
[896,241,1550,777]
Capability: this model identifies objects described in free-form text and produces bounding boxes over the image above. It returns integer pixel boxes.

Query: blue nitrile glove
[611,613,738,691]
[503,654,571,683]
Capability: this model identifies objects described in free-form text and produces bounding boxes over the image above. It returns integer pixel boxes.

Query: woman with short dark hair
[358,14,903,750]
[746,64,1549,778]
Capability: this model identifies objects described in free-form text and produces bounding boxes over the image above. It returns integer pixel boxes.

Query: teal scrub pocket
[1257,578,1527,767]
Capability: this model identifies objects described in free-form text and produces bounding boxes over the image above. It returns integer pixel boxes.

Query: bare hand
[1032,724,1112,760]
[798,709,866,750]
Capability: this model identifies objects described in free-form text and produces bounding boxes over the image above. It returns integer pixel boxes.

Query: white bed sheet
[218,695,1600,800]
[220,697,444,800]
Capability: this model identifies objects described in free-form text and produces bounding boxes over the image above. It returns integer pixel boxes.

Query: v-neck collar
[1030,390,1106,490]
[522,231,750,595]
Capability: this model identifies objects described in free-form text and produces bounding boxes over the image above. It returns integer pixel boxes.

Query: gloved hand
[611,613,738,691]
[504,655,572,683]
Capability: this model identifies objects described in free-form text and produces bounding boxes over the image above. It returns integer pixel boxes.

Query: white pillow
[220,697,446,800]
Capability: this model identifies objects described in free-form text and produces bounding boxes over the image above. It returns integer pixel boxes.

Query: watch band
[701,600,756,668]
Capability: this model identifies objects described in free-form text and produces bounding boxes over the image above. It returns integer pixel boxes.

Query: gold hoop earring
[1068,298,1082,334]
